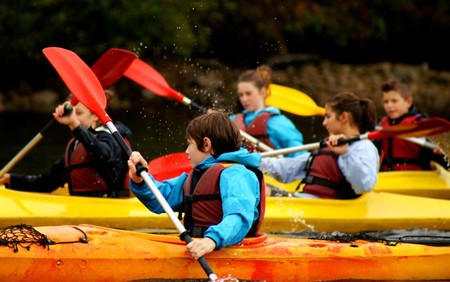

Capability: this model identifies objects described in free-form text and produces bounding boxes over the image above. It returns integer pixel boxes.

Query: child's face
[185,138,210,167]
[382,90,412,119]
[237,81,266,112]
[75,103,98,129]
[322,105,344,135]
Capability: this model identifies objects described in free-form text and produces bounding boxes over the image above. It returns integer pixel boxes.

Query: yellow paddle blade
[267,84,325,116]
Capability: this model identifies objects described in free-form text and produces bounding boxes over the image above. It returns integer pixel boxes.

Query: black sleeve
[72,126,119,164]
[9,155,67,193]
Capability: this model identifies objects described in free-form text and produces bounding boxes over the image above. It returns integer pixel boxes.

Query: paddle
[148,152,192,181]
[123,57,274,152]
[267,84,326,116]
[42,46,218,282]
[261,117,450,157]
[90,47,137,88]
[0,50,136,178]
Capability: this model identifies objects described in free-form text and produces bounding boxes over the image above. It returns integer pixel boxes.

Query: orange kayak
[1,224,450,281]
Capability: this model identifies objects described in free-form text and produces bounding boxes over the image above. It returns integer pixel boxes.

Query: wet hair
[380,77,412,100]
[186,112,242,156]
[326,92,377,133]
[237,65,272,96]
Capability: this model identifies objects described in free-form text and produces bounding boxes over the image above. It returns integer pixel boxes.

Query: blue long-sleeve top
[229,107,305,157]
[130,148,261,249]
[258,140,379,196]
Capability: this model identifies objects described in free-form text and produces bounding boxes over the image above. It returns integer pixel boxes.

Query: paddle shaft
[0,104,72,177]
[401,137,437,149]
[261,118,450,157]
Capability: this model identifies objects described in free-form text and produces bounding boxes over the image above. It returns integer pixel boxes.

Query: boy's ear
[203,137,213,154]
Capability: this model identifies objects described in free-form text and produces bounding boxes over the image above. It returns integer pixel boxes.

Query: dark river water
[0,107,326,175]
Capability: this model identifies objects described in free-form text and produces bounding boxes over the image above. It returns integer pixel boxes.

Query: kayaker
[229,64,305,197]
[230,65,305,157]
[128,111,264,260]
[0,90,132,198]
[259,92,379,199]
[377,77,447,171]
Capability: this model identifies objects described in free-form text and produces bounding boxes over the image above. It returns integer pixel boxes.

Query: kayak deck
[2,185,450,233]
[1,224,450,281]
[265,161,450,199]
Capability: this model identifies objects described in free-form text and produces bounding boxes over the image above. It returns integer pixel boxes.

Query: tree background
[1,0,450,119]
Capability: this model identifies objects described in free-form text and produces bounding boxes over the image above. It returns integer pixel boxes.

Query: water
[0,109,326,174]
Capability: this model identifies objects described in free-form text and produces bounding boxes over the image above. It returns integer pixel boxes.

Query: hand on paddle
[326,134,350,155]
[53,102,80,130]
[187,237,216,260]
[127,151,148,184]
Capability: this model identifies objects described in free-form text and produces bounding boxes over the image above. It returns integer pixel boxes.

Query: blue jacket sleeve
[130,172,188,214]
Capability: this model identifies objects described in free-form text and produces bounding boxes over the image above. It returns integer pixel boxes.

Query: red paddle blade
[147,152,192,181]
[368,117,450,140]
[91,48,137,88]
[124,58,186,103]
[43,47,110,124]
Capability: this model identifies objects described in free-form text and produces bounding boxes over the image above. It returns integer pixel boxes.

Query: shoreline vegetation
[1,58,449,120]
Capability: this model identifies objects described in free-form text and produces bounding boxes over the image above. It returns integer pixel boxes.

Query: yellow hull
[2,185,450,233]
[1,224,449,281]
[266,161,450,199]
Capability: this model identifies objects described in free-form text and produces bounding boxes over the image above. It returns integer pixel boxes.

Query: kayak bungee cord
[0,224,88,253]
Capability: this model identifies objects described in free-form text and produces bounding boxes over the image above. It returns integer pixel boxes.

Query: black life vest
[234,112,276,152]
[182,163,265,238]
[297,148,357,199]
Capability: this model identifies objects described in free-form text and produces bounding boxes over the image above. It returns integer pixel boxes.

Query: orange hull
[1,224,450,281]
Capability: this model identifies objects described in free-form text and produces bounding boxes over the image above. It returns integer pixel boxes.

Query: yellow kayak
[148,153,450,199]
[265,161,450,199]
[1,224,449,281]
[2,185,450,233]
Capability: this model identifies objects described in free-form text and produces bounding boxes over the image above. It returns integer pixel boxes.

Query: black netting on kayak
[0,224,53,252]
[0,224,88,252]
[272,229,450,246]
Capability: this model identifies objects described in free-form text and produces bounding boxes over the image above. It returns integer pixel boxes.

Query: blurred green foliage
[2,0,450,92]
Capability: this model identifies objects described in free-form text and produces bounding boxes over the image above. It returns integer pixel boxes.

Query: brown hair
[327,92,377,133]
[237,65,272,96]
[380,77,412,100]
[186,112,242,156]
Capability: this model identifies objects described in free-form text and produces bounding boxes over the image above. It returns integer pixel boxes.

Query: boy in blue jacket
[128,112,264,260]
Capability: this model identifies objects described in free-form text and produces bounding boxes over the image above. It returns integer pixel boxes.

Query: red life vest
[299,148,357,199]
[379,115,426,171]
[65,136,131,197]
[234,112,276,152]
[182,163,265,237]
